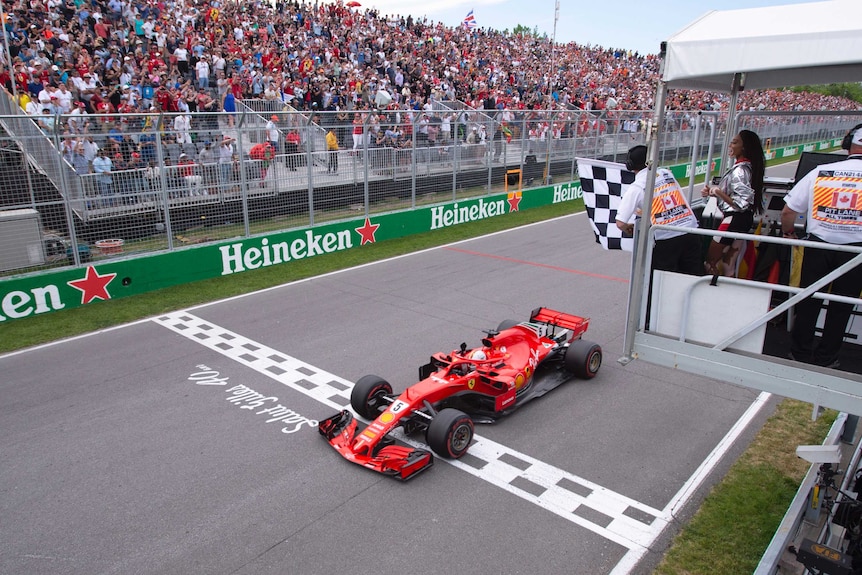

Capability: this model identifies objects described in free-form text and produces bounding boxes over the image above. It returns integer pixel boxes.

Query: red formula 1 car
[318,307,602,480]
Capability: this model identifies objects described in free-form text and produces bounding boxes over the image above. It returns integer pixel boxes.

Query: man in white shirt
[68,101,89,133]
[82,135,99,163]
[25,97,43,116]
[615,145,702,275]
[56,84,74,112]
[218,136,234,188]
[781,124,862,368]
[142,15,155,49]
[75,72,99,107]
[92,148,114,205]
[174,113,192,144]
[266,115,281,156]
[212,52,226,77]
[195,57,210,89]
[37,85,57,110]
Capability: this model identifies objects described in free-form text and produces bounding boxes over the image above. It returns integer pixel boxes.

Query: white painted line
[153,309,764,569]
[607,391,773,575]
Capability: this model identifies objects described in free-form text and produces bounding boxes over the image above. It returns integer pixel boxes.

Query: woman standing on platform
[701,129,765,276]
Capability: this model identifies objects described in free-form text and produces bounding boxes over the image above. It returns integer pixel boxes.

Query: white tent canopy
[662,0,862,92]
[622,0,862,417]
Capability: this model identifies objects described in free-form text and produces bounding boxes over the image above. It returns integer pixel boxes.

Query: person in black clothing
[492,124,503,162]
[781,124,862,368]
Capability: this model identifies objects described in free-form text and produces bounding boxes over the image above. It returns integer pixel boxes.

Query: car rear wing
[530,307,590,341]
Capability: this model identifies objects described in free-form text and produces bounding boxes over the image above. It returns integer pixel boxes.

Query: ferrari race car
[318,307,602,480]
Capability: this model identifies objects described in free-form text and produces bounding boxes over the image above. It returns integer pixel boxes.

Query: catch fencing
[0,93,854,276]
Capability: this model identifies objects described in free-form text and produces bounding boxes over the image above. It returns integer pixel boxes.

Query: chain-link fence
[0,93,854,278]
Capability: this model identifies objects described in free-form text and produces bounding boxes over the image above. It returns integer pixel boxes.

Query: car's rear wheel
[426,408,474,459]
[351,375,393,419]
[565,339,602,379]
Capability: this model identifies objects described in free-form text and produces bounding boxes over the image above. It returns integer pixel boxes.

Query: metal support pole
[52,119,82,266]
[154,114,174,250]
[704,114,717,183]
[364,112,372,217]
[720,73,744,173]
[410,110,417,206]
[686,112,703,204]
[237,109,250,237]
[306,112,316,225]
[621,44,670,364]
[452,112,462,203]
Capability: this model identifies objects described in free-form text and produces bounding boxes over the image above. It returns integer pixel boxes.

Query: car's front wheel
[426,408,474,459]
[350,375,393,419]
[565,339,602,379]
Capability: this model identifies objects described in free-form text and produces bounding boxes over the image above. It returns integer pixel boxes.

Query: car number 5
[389,399,409,413]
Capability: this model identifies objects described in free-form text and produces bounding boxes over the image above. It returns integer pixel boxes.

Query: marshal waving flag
[463,9,477,29]
[576,157,636,251]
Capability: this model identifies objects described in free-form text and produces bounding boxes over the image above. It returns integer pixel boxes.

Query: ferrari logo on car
[468,378,476,389]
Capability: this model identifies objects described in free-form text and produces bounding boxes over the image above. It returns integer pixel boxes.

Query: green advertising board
[0,182,584,323]
[0,135,838,323]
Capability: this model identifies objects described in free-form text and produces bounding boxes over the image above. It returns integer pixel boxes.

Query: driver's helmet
[470,349,487,362]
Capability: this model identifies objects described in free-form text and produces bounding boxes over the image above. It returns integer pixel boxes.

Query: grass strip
[655,400,837,575]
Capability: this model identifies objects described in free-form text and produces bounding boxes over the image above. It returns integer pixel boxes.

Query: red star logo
[507,192,522,212]
[355,217,380,245]
[67,266,117,305]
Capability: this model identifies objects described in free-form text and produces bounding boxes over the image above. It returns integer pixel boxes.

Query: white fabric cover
[662,0,862,91]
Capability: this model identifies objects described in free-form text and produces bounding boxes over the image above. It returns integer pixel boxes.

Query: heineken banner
[0,182,584,323]
[0,135,840,323]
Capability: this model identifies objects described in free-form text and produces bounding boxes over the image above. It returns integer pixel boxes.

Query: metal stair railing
[0,89,83,210]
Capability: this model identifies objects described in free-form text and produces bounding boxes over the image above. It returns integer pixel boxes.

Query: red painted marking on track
[444,247,630,283]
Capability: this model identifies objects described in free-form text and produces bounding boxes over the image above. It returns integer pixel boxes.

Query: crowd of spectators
[3,0,859,118]
[0,0,858,194]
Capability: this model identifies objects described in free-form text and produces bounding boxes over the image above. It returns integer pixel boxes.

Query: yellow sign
[812,544,843,561]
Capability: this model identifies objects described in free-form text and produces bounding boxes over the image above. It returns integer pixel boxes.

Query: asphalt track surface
[1,199,782,574]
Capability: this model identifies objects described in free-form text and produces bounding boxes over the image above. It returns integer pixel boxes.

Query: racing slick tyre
[497,319,519,332]
[426,408,474,459]
[351,375,393,419]
[565,339,602,379]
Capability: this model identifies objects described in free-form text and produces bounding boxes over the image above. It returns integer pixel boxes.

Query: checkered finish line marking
[153,311,670,554]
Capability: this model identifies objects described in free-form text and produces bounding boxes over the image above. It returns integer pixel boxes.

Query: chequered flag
[577,157,636,251]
